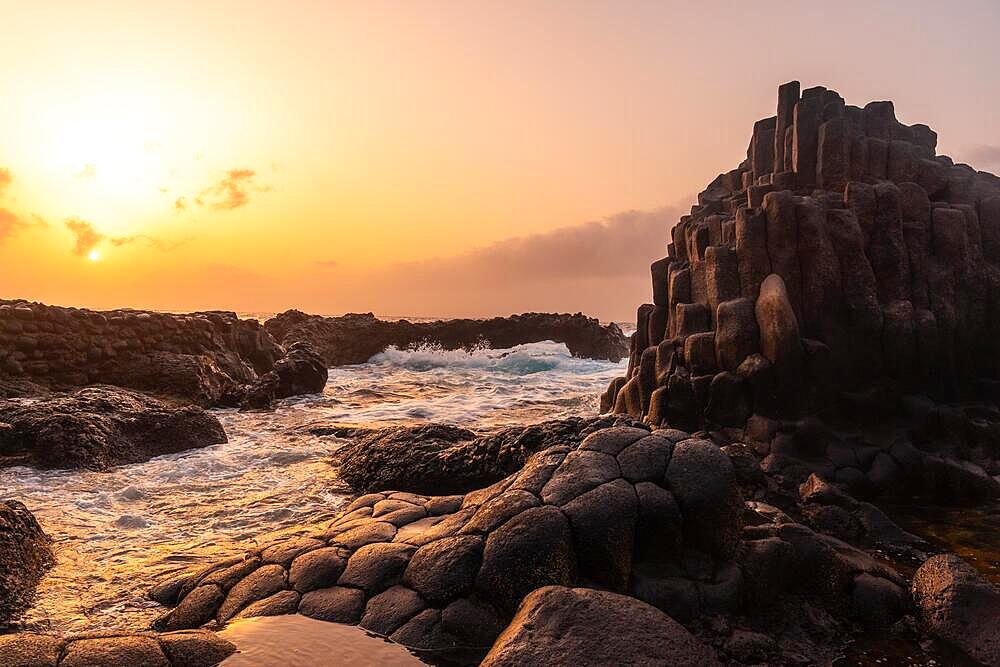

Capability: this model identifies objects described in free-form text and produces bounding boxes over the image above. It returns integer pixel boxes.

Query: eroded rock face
[0,500,52,626]
[911,554,1000,666]
[330,416,648,495]
[0,302,283,406]
[239,342,328,410]
[264,310,629,365]
[0,386,227,469]
[604,81,1000,505]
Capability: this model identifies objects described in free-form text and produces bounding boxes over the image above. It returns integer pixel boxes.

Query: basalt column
[603,81,1000,434]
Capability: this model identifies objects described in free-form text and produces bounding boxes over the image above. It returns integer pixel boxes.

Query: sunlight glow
[88,249,101,262]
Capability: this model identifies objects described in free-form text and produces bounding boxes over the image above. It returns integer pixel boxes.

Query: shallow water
[218,615,424,666]
[880,500,1000,585]
[0,341,626,634]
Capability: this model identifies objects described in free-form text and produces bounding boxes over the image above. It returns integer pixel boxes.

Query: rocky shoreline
[3,81,1000,666]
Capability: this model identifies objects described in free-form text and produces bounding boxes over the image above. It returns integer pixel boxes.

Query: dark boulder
[0,386,227,469]
[240,342,328,409]
[0,500,52,625]
[331,416,647,495]
[481,586,719,666]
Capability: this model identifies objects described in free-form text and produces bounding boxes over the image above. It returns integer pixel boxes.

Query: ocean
[0,340,628,634]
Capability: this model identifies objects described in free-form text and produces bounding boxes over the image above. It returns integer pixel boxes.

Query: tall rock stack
[604,82,1000,433]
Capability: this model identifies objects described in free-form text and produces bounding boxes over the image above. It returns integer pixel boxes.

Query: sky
[1,1,999,321]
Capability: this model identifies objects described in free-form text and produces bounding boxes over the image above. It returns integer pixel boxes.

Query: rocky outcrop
[132,426,908,665]
[0,501,52,626]
[911,554,1000,666]
[606,81,1000,503]
[0,300,284,406]
[481,586,719,666]
[330,415,648,495]
[0,387,227,469]
[264,311,629,365]
[239,342,328,410]
[0,630,234,667]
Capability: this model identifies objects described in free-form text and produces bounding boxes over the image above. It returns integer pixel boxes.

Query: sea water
[0,341,627,634]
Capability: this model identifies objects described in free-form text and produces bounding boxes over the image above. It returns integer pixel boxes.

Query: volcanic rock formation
[0,425,905,666]
[263,310,629,366]
[0,386,227,469]
[330,415,647,495]
[0,301,284,406]
[605,81,1000,500]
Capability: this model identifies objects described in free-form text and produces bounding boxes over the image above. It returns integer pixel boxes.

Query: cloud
[65,218,105,256]
[76,164,96,178]
[312,203,685,320]
[0,168,46,244]
[174,197,187,211]
[315,259,339,268]
[196,169,269,210]
[0,168,12,196]
[110,234,190,252]
[966,145,1000,172]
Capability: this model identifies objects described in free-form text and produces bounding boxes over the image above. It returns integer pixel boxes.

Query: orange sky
[2,1,999,320]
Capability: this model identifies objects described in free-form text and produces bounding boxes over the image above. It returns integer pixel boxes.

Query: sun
[88,249,101,262]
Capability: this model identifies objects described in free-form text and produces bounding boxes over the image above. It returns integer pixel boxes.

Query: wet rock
[289,547,348,593]
[155,584,225,631]
[0,500,52,625]
[60,636,168,667]
[217,564,287,622]
[0,633,62,667]
[298,586,366,624]
[240,342,328,409]
[158,630,237,667]
[0,387,227,470]
[235,590,301,619]
[481,586,719,666]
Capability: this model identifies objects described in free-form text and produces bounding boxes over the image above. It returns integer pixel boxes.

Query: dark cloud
[966,145,1000,172]
[196,169,269,211]
[174,197,187,211]
[65,218,104,256]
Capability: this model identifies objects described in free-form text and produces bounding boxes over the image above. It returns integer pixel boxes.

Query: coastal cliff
[605,81,1000,502]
